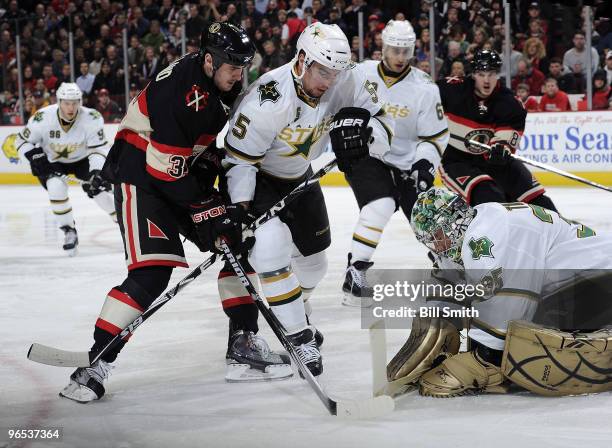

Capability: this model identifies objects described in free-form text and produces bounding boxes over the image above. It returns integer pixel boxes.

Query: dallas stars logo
[283,129,317,159]
[258,80,281,105]
[468,236,494,260]
[33,111,44,122]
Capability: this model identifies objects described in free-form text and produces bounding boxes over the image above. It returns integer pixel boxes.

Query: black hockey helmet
[471,49,502,73]
[200,22,255,69]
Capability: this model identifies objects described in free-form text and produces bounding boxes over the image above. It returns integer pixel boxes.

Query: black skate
[60,225,78,256]
[59,360,113,403]
[342,254,374,307]
[225,330,293,382]
[288,327,323,377]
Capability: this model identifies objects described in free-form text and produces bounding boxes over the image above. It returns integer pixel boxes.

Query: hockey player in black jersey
[59,23,290,403]
[437,49,556,210]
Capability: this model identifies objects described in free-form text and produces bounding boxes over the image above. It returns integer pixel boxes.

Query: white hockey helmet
[57,82,83,103]
[382,20,416,58]
[293,23,351,75]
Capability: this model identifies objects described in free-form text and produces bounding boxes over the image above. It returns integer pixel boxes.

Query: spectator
[31,90,50,114]
[312,0,329,22]
[344,0,369,40]
[370,50,382,61]
[548,57,576,93]
[259,39,283,75]
[76,62,95,95]
[97,88,122,122]
[23,97,36,123]
[449,60,466,77]
[604,51,612,87]
[129,7,151,38]
[141,0,160,22]
[104,45,123,74]
[159,0,181,29]
[22,65,36,91]
[92,61,120,95]
[142,20,166,55]
[578,70,611,111]
[522,37,548,75]
[512,58,545,96]
[287,0,303,20]
[439,41,466,78]
[324,7,348,35]
[539,78,571,112]
[41,64,59,91]
[128,35,145,67]
[185,3,208,39]
[417,59,431,75]
[57,63,72,85]
[516,83,539,112]
[140,46,159,81]
[51,49,66,77]
[563,31,599,76]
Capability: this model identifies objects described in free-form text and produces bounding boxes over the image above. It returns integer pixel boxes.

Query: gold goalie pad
[502,320,612,396]
[386,316,460,396]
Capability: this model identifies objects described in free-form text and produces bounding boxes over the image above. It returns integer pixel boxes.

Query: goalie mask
[410,188,475,264]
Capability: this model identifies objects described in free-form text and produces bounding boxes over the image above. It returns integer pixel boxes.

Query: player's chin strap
[27,158,339,369]
[467,139,612,193]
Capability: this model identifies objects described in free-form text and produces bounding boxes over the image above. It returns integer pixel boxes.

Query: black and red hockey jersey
[436,76,526,157]
[104,52,230,207]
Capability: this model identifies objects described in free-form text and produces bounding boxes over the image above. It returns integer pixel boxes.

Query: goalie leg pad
[501,320,612,396]
[386,316,460,395]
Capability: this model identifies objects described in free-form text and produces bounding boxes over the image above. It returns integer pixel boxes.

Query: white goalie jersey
[15,104,109,170]
[223,61,393,203]
[359,61,448,171]
[461,201,612,349]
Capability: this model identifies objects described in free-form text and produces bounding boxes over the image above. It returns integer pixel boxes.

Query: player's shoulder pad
[410,67,436,85]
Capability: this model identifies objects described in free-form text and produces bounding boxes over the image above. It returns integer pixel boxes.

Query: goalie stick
[27,158,339,368]
[219,239,395,419]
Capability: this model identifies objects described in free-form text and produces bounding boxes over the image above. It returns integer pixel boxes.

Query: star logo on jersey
[283,128,317,159]
[479,267,503,297]
[33,111,44,122]
[185,85,209,112]
[50,143,78,160]
[258,81,281,105]
[468,236,494,260]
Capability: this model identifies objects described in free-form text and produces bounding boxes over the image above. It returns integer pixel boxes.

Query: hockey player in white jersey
[221,22,392,376]
[15,83,116,255]
[342,20,449,307]
[393,188,612,397]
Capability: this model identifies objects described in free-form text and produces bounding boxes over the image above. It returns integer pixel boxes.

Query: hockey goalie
[386,188,612,398]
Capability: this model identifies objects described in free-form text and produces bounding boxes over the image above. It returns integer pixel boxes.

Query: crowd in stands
[1,0,611,124]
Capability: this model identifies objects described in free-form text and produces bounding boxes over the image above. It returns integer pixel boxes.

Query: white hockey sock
[47,176,74,228]
[351,197,395,262]
[291,251,327,320]
[260,267,306,334]
[93,191,117,222]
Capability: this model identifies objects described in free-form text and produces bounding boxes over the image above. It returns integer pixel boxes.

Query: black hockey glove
[82,170,112,198]
[24,147,54,178]
[488,142,512,166]
[329,107,373,174]
[190,145,223,194]
[190,196,255,255]
[409,159,436,193]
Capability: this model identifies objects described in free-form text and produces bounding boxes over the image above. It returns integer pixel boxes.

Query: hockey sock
[92,266,172,362]
[469,181,506,205]
[527,193,557,212]
[92,190,118,221]
[218,259,259,333]
[260,266,306,334]
[351,197,395,262]
[291,251,327,319]
[46,176,74,228]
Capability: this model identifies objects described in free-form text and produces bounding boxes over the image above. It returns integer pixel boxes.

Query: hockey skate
[288,327,323,377]
[60,225,78,256]
[342,254,374,307]
[225,330,293,382]
[419,351,509,398]
[59,360,113,403]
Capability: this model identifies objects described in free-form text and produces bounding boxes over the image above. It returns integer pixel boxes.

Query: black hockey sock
[527,194,558,212]
[469,181,506,205]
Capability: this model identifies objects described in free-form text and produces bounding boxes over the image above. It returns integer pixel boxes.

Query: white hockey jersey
[223,61,393,203]
[359,61,449,170]
[461,202,612,349]
[16,104,108,170]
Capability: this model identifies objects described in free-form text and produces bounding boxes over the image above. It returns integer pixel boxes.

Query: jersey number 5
[231,114,250,140]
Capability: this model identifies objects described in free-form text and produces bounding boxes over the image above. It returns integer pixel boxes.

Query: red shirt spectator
[539,78,571,112]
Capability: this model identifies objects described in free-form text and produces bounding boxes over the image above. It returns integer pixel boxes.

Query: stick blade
[27,343,91,367]
[335,395,395,419]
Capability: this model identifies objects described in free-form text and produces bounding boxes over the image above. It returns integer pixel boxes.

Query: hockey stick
[219,240,395,419]
[27,158,339,367]
[467,139,612,193]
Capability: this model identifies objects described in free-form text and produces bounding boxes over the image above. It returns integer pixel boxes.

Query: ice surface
[1,185,611,448]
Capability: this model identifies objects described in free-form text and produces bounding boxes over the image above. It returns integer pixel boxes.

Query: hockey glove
[24,148,54,178]
[409,159,436,193]
[329,107,373,173]
[488,142,512,166]
[82,170,112,198]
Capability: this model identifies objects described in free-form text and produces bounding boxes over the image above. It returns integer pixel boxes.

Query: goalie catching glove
[329,107,373,173]
[190,196,255,254]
